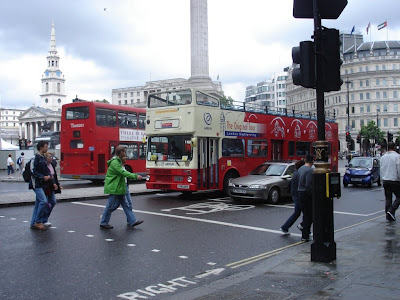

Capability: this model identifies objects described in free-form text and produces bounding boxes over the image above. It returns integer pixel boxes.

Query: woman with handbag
[42,152,62,227]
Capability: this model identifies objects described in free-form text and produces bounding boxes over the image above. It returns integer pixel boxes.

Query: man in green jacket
[100,146,143,229]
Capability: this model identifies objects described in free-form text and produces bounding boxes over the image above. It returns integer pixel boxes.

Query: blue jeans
[281,195,303,231]
[100,194,137,226]
[30,188,48,226]
[7,165,14,175]
[43,191,57,223]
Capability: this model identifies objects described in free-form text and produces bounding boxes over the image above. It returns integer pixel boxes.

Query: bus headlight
[146,175,150,181]
[187,176,192,183]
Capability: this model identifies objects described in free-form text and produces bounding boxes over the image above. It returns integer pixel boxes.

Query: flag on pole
[217,75,219,80]
[366,22,370,34]
[350,26,355,35]
[377,21,387,30]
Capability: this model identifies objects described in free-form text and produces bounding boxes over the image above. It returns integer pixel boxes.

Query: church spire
[49,21,57,56]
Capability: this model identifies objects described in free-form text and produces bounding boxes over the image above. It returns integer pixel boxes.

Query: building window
[351,94,355,101]
[383,91,387,98]
[351,120,355,128]
[384,118,388,127]
[366,80,370,86]
[131,99,134,104]
[393,64,397,70]
[394,91,398,98]
[366,66,369,72]
[383,79,387,86]
[367,105,370,112]
[351,82,354,88]
[118,100,121,105]
[376,79,380,86]
[58,99,61,103]
[359,67,363,72]
[384,104,388,112]
[131,92,133,97]
[366,92,370,100]
[376,65,380,71]
[394,104,398,112]
[124,93,127,98]
[376,92,380,99]
[393,78,397,85]
[125,100,128,105]
[360,106,364,113]
[57,83,60,92]
[382,65,386,70]
[137,92,140,96]
[395,118,398,127]
[46,82,49,92]
[118,93,121,98]
[351,107,355,113]
[360,80,363,87]
[45,98,48,103]
[360,93,364,100]
[360,119,364,127]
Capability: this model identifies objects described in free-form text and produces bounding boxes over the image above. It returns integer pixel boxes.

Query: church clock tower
[40,22,66,111]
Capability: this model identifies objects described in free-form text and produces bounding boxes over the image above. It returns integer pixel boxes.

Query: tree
[359,121,385,153]
[220,95,234,107]
[95,99,110,103]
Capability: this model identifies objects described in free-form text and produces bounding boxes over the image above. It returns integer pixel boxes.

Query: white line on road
[71,201,302,236]
[266,204,383,217]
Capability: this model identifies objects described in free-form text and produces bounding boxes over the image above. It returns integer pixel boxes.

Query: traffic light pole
[311,0,336,262]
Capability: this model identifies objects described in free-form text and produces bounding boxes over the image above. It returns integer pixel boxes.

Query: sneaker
[130,220,144,228]
[100,224,113,229]
[30,223,46,231]
[301,237,310,242]
[297,224,303,231]
[43,222,51,227]
[387,211,396,222]
[280,227,290,235]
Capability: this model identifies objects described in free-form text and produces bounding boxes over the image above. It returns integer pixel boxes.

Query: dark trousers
[299,191,312,239]
[281,195,303,231]
[383,180,400,215]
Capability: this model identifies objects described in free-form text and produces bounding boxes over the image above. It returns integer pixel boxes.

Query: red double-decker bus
[60,100,146,182]
[145,88,339,193]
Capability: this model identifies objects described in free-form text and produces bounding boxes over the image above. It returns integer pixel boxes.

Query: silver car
[228,162,296,204]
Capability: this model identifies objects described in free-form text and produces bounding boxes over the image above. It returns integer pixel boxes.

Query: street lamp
[345,77,352,152]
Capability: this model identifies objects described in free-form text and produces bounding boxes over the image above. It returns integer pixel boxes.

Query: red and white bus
[60,100,146,182]
[144,88,339,193]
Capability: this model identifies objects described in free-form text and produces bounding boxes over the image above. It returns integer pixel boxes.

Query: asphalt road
[0,182,385,300]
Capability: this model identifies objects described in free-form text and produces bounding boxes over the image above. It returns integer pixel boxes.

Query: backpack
[22,158,34,183]
[17,156,22,165]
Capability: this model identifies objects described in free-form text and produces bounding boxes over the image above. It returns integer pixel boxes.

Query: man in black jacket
[29,141,56,231]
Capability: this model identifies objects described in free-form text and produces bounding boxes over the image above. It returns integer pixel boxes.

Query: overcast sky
[1,0,399,109]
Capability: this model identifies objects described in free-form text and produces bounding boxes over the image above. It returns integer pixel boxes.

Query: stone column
[189,0,211,81]
[19,123,22,138]
[35,122,39,139]
[24,123,28,140]
[29,123,34,142]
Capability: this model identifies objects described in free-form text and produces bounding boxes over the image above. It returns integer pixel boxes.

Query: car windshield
[349,158,372,169]
[249,164,286,176]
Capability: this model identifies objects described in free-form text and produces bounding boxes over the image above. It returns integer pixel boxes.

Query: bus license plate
[72,176,81,179]
[232,189,246,194]
[177,185,189,189]
[174,176,183,182]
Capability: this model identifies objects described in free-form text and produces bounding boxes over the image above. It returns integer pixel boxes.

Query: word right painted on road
[117,269,225,299]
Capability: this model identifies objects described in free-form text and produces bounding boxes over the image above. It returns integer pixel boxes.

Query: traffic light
[388,131,393,142]
[357,135,361,143]
[346,132,351,143]
[292,41,316,88]
[321,28,343,92]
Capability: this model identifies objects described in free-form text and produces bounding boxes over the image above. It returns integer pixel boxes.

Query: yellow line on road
[334,214,385,232]
[226,241,304,269]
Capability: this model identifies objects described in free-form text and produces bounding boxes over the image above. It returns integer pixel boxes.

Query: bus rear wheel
[223,170,240,195]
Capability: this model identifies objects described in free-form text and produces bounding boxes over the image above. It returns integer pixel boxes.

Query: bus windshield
[148,135,193,161]
[148,89,192,108]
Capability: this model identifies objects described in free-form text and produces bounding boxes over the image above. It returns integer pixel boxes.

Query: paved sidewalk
[2,168,400,299]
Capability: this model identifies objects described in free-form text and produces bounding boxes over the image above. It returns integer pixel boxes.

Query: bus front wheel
[223,170,240,195]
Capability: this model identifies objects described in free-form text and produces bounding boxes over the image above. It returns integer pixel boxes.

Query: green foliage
[220,95,234,106]
[94,99,110,103]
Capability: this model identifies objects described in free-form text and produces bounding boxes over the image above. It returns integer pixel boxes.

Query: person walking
[100,146,143,229]
[7,154,15,178]
[30,141,55,231]
[380,141,400,222]
[297,154,314,241]
[280,160,305,235]
[17,152,25,176]
[42,152,61,227]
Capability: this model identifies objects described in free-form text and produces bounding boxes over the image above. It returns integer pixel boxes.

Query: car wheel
[268,187,280,204]
[343,182,348,187]
[223,170,240,195]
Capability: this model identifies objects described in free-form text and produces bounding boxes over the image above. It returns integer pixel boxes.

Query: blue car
[343,157,381,188]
